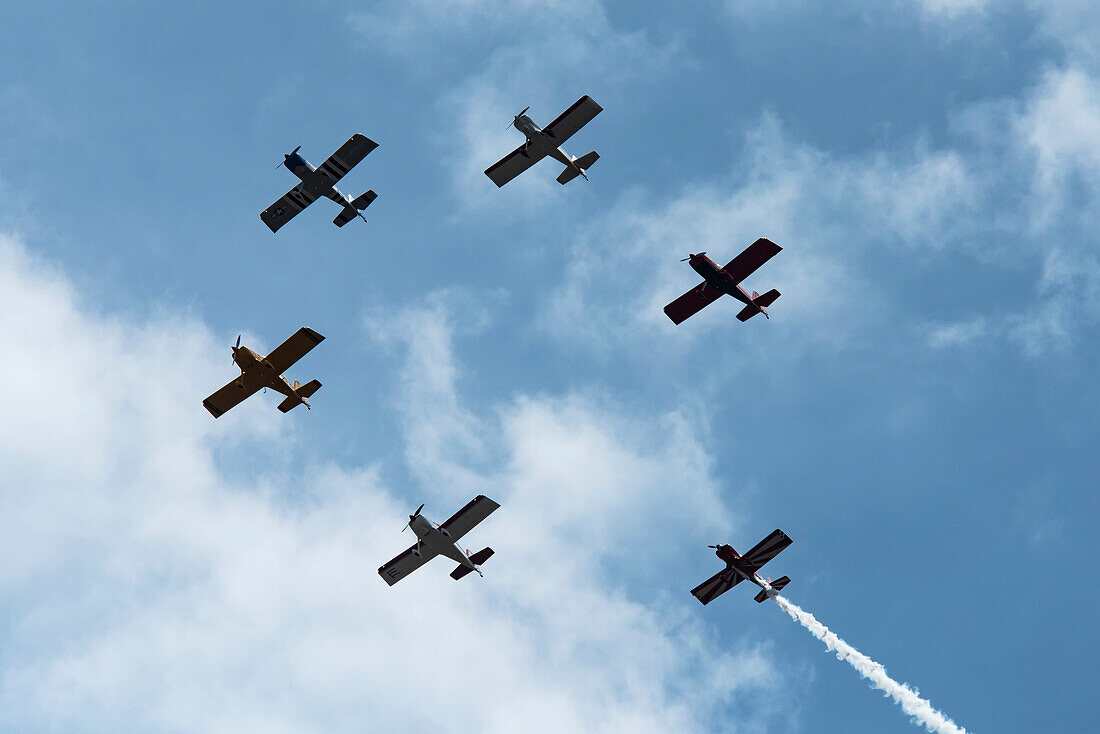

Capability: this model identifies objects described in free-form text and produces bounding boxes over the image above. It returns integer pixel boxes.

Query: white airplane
[261,134,379,233]
[484,95,602,187]
[378,495,500,585]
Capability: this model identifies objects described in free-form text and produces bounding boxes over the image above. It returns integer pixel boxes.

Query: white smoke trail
[772,594,968,734]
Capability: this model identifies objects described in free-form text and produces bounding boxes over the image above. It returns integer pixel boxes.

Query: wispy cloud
[539,115,979,358]
[350,0,678,212]
[0,235,784,734]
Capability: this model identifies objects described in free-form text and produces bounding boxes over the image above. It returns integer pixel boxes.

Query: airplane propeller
[508,106,530,128]
[276,146,301,168]
[403,503,425,532]
[231,334,241,362]
[708,544,720,549]
[680,251,706,262]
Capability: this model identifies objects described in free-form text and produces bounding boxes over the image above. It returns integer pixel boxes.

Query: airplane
[261,134,379,233]
[378,495,500,585]
[203,327,324,418]
[485,95,602,187]
[691,529,793,605]
[664,237,783,325]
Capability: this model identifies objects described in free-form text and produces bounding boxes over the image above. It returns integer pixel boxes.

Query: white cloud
[1016,67,1100,226]
[913,0,990,18]
[352,0,677,212]
[926,316,988,349]
[540,115,979,356]
[0,235,784,734]
[351,0,608,58]
[723,0,991,22]
[1009,248,1100,355]
[436,31,676,212]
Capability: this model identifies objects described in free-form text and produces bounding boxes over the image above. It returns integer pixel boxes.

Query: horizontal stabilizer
[450,547,494,580]
[556,151,599,184]
[333,206,359,228]
[353,190,377,210]
[754,576,791,603]
[755,289,781,307]
[575,151,599,170]
[277,379,320,413]
[736,304,759,322]
[468,547,494,565]
[277,394,302,413]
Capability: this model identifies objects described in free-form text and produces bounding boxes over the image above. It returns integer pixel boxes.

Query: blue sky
[2,0,1099,732]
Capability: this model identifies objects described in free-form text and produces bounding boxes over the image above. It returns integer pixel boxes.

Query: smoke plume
[772,594,968,734]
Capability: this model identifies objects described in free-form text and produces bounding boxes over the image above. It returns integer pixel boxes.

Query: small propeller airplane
[202,327,324,418]
[261,133,379,233]
[691,529,793,605]
[664,237,783,325]
[378,495,500,585]
[485,95,603,187]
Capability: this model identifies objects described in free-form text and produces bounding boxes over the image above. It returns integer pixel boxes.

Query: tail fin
[353,190,377,211]
[450,547,494,580]
[754,576,791,603]
[556,151,599,184]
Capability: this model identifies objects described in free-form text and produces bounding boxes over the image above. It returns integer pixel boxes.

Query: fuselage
[408,514,479,571]
[283,152,351,205]
[714,544,772,590]
[513,114,579,170]
[686,253,775,320]
[686,254,757,308]
[232,345,305,404]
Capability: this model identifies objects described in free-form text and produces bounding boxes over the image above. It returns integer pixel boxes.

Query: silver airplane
[202,327,324,418]
[378,496,500,585]
[485,95,602,187]
[261,134,379,233]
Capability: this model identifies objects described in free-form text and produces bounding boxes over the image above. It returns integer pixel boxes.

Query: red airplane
[664,237,782,324]
[691,529,792,605]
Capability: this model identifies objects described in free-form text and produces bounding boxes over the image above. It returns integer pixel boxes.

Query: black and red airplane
[664,237,782,324]
[691,529,792,605]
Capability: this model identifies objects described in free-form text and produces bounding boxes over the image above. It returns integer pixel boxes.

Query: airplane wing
[378,544,440,586]
[485,146,542,187]
[263,327,325,375]
[741,529,792,573]
[261,183,320,233]
[543,95,603,143]
[721,238,782,284]
[691,570,742,605]
[439,495,500,542]
[664,282,724,325]
[316,133,379,185]
[203,377,262,418]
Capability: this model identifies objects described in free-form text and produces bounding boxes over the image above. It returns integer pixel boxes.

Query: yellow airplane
[203,327,324,418]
